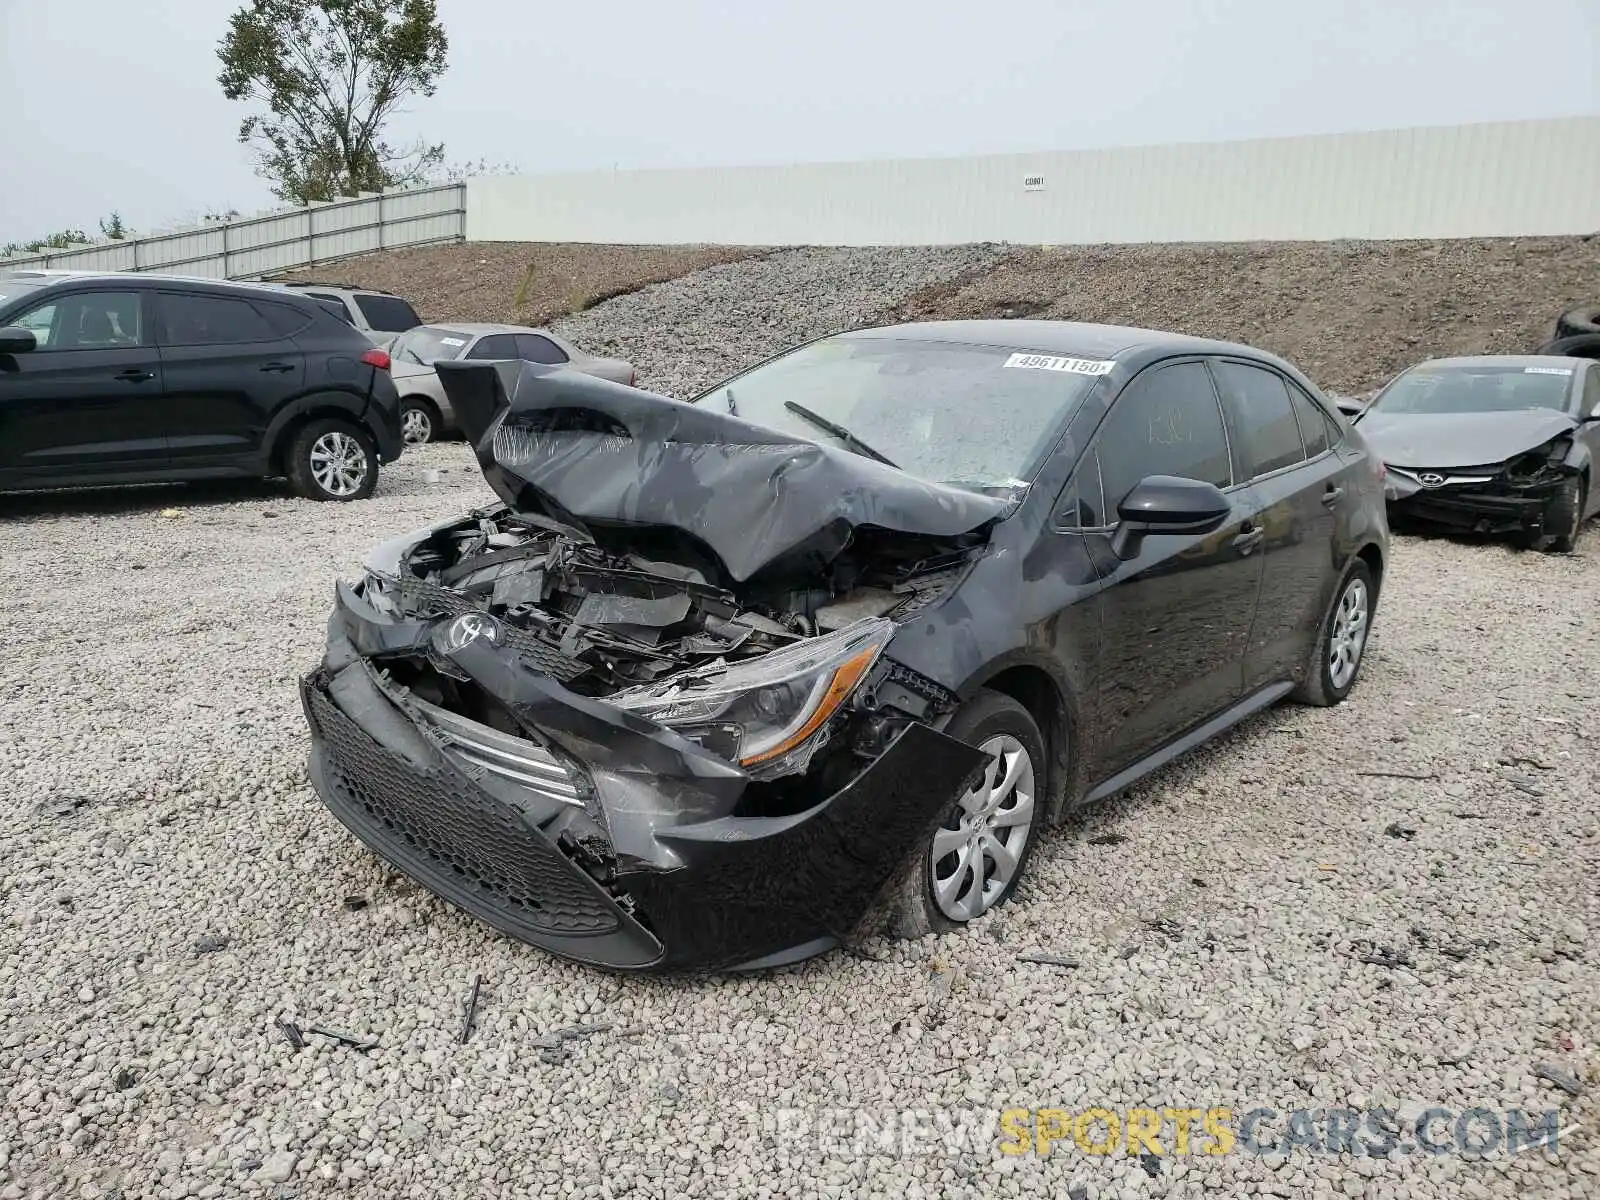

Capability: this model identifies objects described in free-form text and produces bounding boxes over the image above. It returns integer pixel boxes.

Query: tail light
[361,348,391,371]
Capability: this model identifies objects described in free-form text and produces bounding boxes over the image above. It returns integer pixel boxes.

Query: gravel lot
[2,248,1598,1200]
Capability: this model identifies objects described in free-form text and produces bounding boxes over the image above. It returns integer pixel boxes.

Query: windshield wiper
[783,401,898,469]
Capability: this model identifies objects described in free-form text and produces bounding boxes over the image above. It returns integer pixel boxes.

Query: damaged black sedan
[301,321,1389,972]
[1357,355,1600,551]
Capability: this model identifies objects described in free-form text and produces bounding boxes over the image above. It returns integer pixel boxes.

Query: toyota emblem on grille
[434,612,500,654]
[1417,472,1445,488]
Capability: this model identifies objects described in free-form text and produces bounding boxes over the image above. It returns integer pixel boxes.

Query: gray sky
[1,0,1595,242]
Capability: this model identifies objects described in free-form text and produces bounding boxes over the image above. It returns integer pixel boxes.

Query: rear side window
[353,294,421,333]
[1287,384,1330,458]
[254,300,313,337]
[1096,361,1233,509]
[466,334,518,359]
[159,293,276,346]
[516,333,568,364]
[1214,360,1306,478]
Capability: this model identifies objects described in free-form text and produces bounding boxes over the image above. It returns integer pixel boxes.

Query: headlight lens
[610,617,893,770]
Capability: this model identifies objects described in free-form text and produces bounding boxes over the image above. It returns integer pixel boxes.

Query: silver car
[390,323,637,444]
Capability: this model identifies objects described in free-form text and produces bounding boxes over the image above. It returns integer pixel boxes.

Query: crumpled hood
[1358,409,1577,468]
[434,359,1013,583]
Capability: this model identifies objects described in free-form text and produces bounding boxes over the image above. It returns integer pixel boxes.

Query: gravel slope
[276,242,758,327]
[888,237,1599,395]
[552,244,1010,397]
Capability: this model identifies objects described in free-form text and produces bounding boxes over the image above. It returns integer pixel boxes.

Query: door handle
[259,362,296,373]
[114,369,155,383]
[1231,523,1265,555]
[1321,486,1345,507]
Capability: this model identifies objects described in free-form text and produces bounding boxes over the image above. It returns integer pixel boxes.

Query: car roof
[0,271,333,310]
[1407,354,1587,370]
[419,322,556,337]
[843,319,1286,364]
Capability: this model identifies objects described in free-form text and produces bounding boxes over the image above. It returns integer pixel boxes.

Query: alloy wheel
[930,734,1037,921]
[309,431,368,498]
[1328,576,1369,689]
[401,407,433,445]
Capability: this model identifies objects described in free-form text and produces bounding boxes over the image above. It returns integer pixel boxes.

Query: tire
[400,397,439,446]
[1543,476,1587,554]
[883,690,1046,939]
[287,418,378,502]
[1534,333,1600,361]
[1291,560,1375,707]
[1553,305,1600,341]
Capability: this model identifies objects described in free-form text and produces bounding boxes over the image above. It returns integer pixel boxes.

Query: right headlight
[609,617,893,773]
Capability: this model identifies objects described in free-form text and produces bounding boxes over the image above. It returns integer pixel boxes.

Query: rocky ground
[1,247,1597,1200]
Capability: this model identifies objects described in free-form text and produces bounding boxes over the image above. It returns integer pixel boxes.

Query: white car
[388,322,637,444]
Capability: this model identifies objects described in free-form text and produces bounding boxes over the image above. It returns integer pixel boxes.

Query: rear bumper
[299,585,986,972]
[366,374,405,462]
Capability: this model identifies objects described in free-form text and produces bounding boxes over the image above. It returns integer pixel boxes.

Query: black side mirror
[1111,475,1232,559]
[0,326,38,355]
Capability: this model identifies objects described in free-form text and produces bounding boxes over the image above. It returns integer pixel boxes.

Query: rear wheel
[400,398,438,446]
[1544,476,1587,554]
[1291,560,1374,707]
[885,690,1045,938]
[287,418,377,502]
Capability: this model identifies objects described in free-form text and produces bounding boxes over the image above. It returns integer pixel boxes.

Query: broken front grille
[389,574,589,683]
[306,680,620,937]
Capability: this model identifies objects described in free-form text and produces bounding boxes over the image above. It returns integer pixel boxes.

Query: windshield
[692,337,1108,489]
[1370,364,1575,415]
[392,326,473,366]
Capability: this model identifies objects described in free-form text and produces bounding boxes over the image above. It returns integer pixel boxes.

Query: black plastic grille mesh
[393,576,587,682]
[307,683,619,936]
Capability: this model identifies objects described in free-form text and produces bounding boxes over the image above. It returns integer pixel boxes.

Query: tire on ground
[400,397,440,445]
[286,417,378,502]
[880,689,1047,940]
[1543,475,1588,555]
[1535,333,1600,360]
[1291,558,1376,707]
[1553,305,1600,340]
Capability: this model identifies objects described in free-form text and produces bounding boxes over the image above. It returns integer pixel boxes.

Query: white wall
[467,117,1600,246]
[0,183,466,278]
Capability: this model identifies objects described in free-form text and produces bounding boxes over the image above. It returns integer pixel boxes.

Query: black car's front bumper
[300,583,987,972]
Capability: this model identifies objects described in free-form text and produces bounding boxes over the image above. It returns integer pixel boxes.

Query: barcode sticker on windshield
[440,337,466,347]
[1003,352,1115,376]
[1525,366,1572,375]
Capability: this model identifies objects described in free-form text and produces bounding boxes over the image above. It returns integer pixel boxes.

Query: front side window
[353,294,421,333]
[159,293,275,346]
[693,336,1106,491]
[1095,361,1232,509]
[15,290,144,350]
[1370,364,1574,414]
[1214,360,1306,478]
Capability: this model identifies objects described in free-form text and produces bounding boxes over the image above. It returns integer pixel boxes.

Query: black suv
[0,272,403,501]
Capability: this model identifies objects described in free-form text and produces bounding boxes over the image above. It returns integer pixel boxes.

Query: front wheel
[1543,476,1586,554]
[287,418,378,502]
[1292,560,1374,706]
[884,690,1046,939]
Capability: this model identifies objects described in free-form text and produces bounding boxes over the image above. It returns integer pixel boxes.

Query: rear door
[1212,358,1351,692]
[0,287,167,481]
[1076,359,1269,775]
[155,290,306,469]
